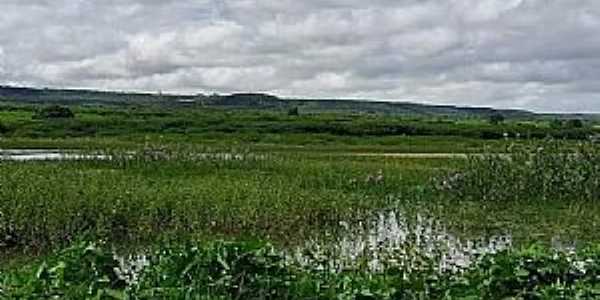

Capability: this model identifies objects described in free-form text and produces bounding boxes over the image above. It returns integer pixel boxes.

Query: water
[115,208,585,285]
[0,149,110,161]
[291,210,512,273]
[114,209,513,285]
[0,149,264,161]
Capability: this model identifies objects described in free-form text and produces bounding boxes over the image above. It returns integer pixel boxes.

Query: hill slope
[0,85,534,118]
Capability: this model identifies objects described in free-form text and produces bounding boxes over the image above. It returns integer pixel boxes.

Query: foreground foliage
[1,241,600,299]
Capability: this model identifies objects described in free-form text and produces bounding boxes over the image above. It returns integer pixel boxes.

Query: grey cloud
[0,0,599,112]
[0,46,5,76]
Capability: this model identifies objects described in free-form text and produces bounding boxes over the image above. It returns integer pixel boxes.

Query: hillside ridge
[0,85,535,118]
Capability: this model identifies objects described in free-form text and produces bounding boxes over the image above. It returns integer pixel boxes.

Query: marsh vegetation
[1,104,600,299]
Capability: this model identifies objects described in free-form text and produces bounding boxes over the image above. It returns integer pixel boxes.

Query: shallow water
[0,149,109,161]
[0,149,264,161]
[115,209,513,284]
[114,207,581,284]
[291,209,512,273]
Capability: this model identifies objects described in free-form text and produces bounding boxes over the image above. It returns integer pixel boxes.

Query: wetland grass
[2,141,600,299]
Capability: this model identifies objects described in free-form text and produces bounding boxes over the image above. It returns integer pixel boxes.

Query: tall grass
[0,148,421,254]
[440,141,600,203]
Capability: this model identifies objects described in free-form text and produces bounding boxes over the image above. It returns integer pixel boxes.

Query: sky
[1,1,599,112]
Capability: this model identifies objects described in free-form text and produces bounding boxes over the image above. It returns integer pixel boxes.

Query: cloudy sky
[1,1,599,112]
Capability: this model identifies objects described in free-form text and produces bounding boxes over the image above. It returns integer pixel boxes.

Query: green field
[1,104,600,299]
[0,104,597,150]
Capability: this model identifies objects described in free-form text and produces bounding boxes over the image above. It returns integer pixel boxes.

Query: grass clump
[440,141,600,203]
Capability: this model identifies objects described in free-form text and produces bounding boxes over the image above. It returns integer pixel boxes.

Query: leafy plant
[2,241,600,299]
[1,242,126,299]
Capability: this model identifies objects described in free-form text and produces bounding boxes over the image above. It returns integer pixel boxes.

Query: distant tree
[566,119,584,128]
[550,119,564,129]
[288,106,299,116]
[489,113,505,125]
[33,105,75,119]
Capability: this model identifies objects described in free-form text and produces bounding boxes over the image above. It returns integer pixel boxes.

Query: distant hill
[0,85,537,119]
[0,85,194,105]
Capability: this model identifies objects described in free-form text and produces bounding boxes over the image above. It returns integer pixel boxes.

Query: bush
[33,105,75,119]
[566,119,584,129]
[489,113,505,125]
[550,119,564,129]
[287,106,299,116]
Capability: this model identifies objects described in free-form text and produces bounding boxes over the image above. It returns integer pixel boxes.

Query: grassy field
[0,104,597,150]
[1,104,600,298]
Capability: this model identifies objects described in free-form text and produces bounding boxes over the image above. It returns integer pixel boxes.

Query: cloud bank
[1,0,599,112]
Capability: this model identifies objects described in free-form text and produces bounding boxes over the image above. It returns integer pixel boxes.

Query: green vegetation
[2,144,600,298]
[1,96,600,298]
[2,241,600,299]
[33,105,75,119]
[0,85,536,118]
[489,113,505,125]
[0,147,443,254]
[430,142,600,245]
[287,106,299,116]
[0,104,597,152]
[440,142,600,203]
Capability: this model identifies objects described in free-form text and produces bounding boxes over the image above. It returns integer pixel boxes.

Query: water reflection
[291,210,512,273]
[0,149,109,161]
[114,209,584,285]
[0,149,264,161]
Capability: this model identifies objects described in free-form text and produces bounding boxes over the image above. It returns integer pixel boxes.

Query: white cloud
[0,0,599,112]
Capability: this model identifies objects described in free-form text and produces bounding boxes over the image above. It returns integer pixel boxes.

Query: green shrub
[33,105,75,119]
[489,113,505,125]
[287,106,299,116]
[566,119,584,129]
